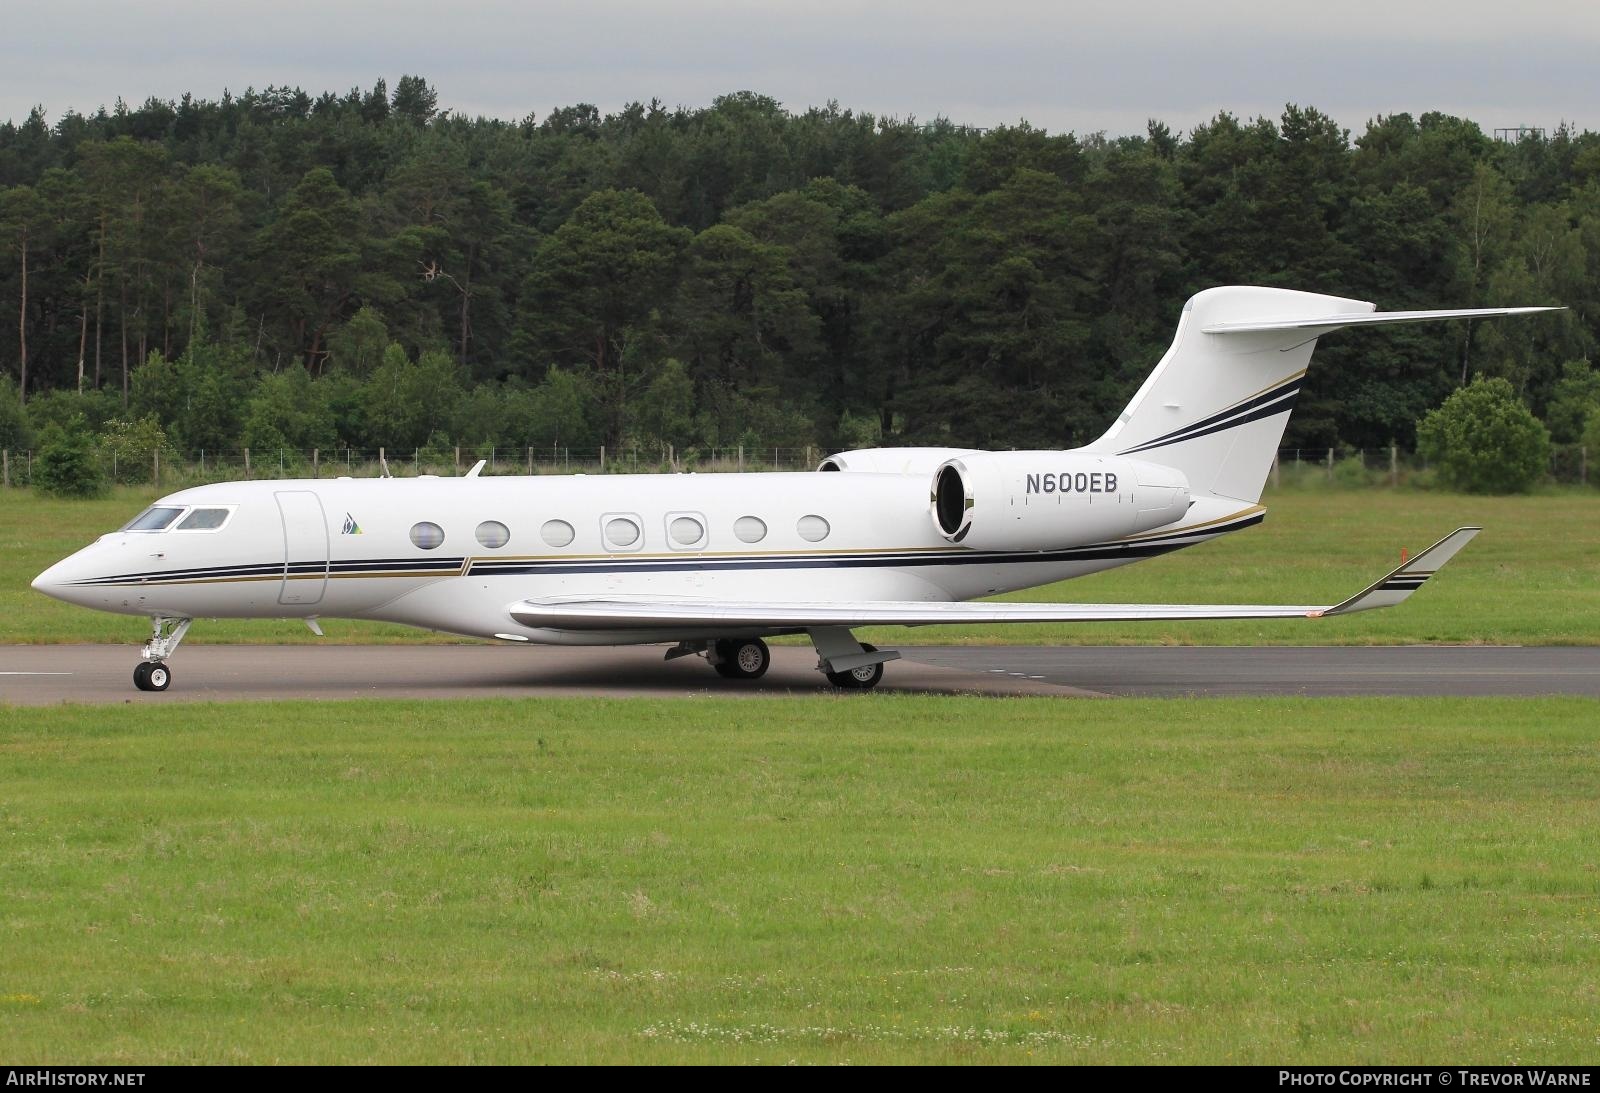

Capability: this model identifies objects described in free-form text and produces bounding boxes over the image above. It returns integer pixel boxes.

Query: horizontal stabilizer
[507,528,1479,631]
[1202,307,1560,336]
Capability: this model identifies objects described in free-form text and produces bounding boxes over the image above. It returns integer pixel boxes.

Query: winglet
[1312,527,1481,617]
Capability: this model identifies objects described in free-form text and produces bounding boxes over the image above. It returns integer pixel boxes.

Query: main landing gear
[824,644,885,690]
[134,616,191,692]
[809,626,899,692]
[710,637,772,680]
[666,638,774,681]
[672,628,901,691]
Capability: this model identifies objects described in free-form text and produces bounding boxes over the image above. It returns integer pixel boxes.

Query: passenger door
[275,490,329,606]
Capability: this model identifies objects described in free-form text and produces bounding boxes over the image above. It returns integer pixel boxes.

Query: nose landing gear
[133,661,171,691]
[134,616,191,692]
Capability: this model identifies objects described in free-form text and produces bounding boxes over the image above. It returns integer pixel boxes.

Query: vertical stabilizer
[1085,287,1558,504]
[1085,286,1371,503]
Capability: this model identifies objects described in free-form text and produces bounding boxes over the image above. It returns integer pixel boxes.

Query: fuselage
[31,470,1259,645]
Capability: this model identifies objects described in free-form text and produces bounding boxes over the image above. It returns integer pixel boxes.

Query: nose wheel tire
[825,644,885,691]
[133,662,171,692]
[712,638,771,680]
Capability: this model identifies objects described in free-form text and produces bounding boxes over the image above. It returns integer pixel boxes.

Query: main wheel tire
[712,638,771,680]
[133,662,153,691]
[146,662,171,692]
[825,644,885,691]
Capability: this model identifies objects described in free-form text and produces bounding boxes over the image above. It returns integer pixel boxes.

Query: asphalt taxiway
[2,644,1598,704]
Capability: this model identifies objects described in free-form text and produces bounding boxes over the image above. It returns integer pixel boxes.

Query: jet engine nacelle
[931,451,1191,550]
[818,447,979,475]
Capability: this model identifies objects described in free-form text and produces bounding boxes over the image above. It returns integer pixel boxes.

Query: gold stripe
[93,570,452,587]
[1232,368,1308,407]
[88,514,1266,590]
[1113,504,1265,544]
[467,543,958,564]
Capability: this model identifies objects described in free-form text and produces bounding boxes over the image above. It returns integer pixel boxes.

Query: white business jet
[33,286,1555,692]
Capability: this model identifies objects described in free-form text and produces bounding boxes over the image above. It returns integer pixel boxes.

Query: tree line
[1,78,1598,463]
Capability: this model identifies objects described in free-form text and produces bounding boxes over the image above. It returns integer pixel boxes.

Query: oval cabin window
[475,520,510,549]
[410,521,445,550]
[540,519,575,548]
[604,517,640,549]
[797,515,830,543]
[733,516,767,544]
[669,516,705,547]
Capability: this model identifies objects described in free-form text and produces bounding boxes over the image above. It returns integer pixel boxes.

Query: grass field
[3,485,1597,646]
[2,695,1598,1064]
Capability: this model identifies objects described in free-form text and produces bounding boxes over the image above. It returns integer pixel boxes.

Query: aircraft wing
[507,527,1479,631]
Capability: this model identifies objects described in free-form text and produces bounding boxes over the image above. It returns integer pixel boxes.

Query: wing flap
[507,528,1480,631]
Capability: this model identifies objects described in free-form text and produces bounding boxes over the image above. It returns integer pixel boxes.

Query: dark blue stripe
[67,515,1263,585]
[1120,380,1305,457]
[1119,388,1302,456]
[74,557,466,586]
[1125,376,1304,450]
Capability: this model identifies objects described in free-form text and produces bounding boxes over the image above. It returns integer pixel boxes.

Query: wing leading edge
[507,528,1480,631]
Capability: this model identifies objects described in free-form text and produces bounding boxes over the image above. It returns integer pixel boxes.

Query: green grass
[4,485,1598,645]
[2,695,1598,1064]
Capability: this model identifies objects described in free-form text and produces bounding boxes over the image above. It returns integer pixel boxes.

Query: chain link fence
[1271,445,1590,489]
[0,442,1592,490]
[0,444,831,489]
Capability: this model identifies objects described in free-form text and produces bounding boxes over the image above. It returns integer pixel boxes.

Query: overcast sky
[4,0,1596,138]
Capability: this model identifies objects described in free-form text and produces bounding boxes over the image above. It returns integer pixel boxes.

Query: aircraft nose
[32,550,102,605]
[32,560,69,600]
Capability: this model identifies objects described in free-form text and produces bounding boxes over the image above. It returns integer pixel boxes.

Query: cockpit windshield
[176,507,232,531]
[122,506,186,532]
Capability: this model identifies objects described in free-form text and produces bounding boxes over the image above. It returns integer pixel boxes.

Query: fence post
[1326,447,1334,480]
[2,449,8,489]
[200,449,205,475]
[527,446,532,475]
[112,450,117,480]
[153,449,160,488]
[600,444,606,472]
[1390,445,1398,487]
[244,447,251,476]
[312,448,319,477]
[279,448,284,475]
[738,444,744,472]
